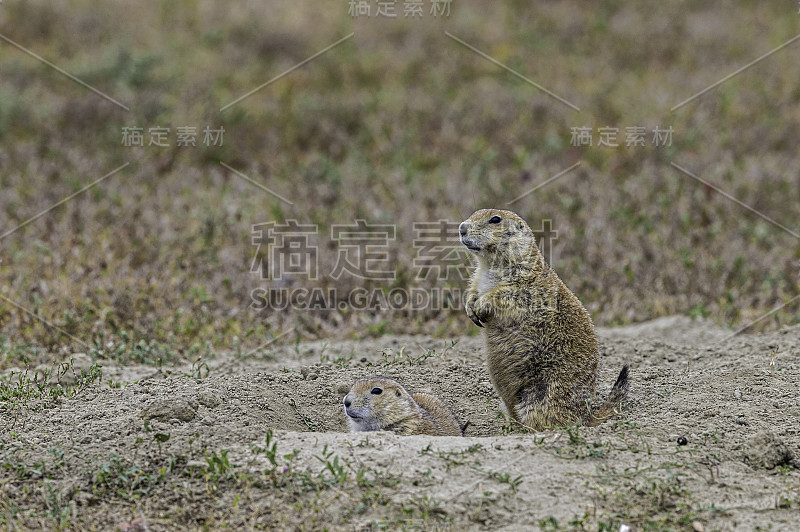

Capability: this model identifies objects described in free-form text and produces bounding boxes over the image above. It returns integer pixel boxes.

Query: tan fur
[459,208,629,430]
[343,377,463,436]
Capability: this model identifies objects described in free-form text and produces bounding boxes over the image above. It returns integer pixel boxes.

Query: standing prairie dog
[459,208,629,430]
[343,376,463,436]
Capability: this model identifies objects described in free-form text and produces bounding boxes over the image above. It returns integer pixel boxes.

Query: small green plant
[251,429,299,487]
[321,348,354,368]
[252,429,279,469]
[92,454,164,501]
[493,408,531,435]
[400,495,447,522]
[205,449,233,477]
[373,343,445,367]
[186,356,210,379]
[89,331,183,366]
[202,449,235,495]
[688,304,709,319]
[332,351,354,368]
[420,444,483,471]
[290,399,320,431]
[315,445,349,486]
[486,470,523,493]
[1,445,47,481]
[153,432,170,454]
[42,481,70,527]
[539,516,561,531]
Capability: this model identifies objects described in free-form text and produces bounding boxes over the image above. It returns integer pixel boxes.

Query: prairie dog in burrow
[343,376,463,436]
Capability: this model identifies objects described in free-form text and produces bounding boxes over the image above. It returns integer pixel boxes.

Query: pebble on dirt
[197,390,222,408]
[742,430,794,469]
[139,398,197,422]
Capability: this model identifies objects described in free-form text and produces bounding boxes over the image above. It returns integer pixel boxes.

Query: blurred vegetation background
[1,0,798,366]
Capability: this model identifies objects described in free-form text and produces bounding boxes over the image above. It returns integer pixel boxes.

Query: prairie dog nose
[343,395,352,408]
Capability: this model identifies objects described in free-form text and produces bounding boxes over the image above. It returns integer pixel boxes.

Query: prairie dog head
[343,377,418,432]
[458,208,539,267]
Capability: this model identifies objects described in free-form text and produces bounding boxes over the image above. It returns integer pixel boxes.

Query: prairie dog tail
[587,365,629,426]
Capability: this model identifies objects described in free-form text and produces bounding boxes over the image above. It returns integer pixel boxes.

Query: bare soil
[1,316,799,530]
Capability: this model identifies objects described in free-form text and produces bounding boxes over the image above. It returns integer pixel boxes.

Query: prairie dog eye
[370,387,383,395]
[488,215,502,224]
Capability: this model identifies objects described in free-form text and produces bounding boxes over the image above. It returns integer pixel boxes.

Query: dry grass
[1,0,799,366]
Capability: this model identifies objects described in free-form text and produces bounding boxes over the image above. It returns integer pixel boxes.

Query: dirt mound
[1,317,799,530]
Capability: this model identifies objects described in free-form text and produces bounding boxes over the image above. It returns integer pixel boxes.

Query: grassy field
[1,1,799,365]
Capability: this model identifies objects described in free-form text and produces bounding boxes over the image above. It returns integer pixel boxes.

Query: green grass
[0,356,103,408]
[534,420,733,531]
[0,427,458,530]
